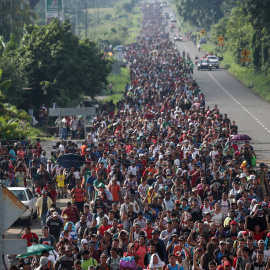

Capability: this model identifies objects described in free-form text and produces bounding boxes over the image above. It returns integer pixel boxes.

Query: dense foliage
[176,0,270,74]
[1,19,112,108]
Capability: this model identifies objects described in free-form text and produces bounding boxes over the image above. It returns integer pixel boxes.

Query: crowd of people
[3,1,270,270]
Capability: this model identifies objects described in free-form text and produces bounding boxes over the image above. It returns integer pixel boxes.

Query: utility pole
[85,0,87,38]
[10,0,13,34]
[58,0,60,19]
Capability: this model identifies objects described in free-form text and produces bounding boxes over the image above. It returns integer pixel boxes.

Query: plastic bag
[119,256,137,270]
[251,156,256,167]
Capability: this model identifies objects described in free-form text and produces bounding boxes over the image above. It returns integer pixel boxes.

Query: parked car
[170,18,177,23]
[170,24,175,28]
[199,38,207,44]
[115,45,124,52]
[197,59,212,71]
[8,187,38,225]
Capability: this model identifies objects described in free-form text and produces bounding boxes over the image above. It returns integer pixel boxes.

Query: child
[56,169,66,199]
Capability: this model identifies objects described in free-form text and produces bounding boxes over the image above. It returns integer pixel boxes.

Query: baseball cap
[42,190,48,194]
[224,261,231,267]
[175,200,181,205]
[230,221,237,226]
[146,219,151,224]
[153,140,157,143]
[52,212,58,217]
[218,266,224,270]
[262,202,268,207]
[219,241,226,245]
[176,251,183,256]
[249,175,256,180]
[240,173,246,178]
[39,257,49,267]
[258,240,265,244]
[81,239,88,244]
[237,200,243,205]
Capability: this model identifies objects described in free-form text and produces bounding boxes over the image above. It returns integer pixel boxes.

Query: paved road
[165,8,270,164]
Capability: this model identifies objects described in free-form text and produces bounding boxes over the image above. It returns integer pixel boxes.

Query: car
[170,14,175,18]
[170,24,175,28]
[197,59,212,71]
[115,45,124,52]
[207,55,219,69]
[174,34,182,41]
[170,18,177,23]
[199,38,207,44]
[8,187,38,225]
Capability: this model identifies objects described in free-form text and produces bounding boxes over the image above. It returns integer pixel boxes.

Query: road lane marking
[206,71,270,133]
[177,39,270,134]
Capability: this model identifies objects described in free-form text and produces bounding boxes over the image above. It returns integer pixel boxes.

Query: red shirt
[99,225,112,236]
[22,232,38,247]
[62,207,79,224]
[142,227,154,240]
[71,187,86,202]
[44,186,58,202]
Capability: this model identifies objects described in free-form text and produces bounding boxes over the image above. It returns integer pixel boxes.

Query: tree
[16,19,112,107]
[0,35,27,107]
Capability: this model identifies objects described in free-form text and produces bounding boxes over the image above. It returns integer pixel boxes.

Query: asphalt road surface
[165,7,270,165]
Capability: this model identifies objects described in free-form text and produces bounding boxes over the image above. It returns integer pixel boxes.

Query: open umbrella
[17,244,54,258]
[57,153,85,169]
[231,134,252,141]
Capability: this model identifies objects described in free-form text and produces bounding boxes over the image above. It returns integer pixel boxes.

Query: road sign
[2,186,27,232]
[217,35,225,42]
[218,42,225,46]
[111,62,121,74]
[241,49,250,58]
[115,52,124,62]
[0,185,27,269]
[240,58,251,62]
[45,0,64,22]
[201,30,206,35]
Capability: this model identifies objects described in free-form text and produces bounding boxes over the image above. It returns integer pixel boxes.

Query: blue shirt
[86,176,96,191]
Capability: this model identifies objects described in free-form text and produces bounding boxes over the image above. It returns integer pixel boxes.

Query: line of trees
[176,0,270,73]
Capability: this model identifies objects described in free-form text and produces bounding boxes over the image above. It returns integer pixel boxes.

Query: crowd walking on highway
[2,1,270,270]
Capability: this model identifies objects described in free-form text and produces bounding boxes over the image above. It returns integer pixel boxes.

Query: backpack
[78,221,88,238]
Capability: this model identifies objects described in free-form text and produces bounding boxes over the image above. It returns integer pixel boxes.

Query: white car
[207,55,219,69]
[8,187,38,225]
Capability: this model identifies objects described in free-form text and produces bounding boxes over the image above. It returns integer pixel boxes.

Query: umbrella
[231,134,252,141]
[17,244,54,258]
[57,153,85,169]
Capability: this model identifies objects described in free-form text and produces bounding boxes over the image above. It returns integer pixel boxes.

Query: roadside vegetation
[175,0,270,102]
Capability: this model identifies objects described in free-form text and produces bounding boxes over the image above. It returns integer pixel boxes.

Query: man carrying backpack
[75,213,91,246]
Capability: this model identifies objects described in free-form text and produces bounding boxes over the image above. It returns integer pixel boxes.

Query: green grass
[201,43,270,102]
[103,67,131,104]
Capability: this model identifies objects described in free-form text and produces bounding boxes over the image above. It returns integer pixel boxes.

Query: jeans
[41,213,47,227]
[71,130,78,139]
[60,128,67,140]
[88,190,94,202]
[31,178,36,194]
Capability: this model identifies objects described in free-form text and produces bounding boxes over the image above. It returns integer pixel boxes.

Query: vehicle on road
[207,55,219,69]
[199,38,207,44]
[170,18,177,23]
[170,13,175,18]
[170,24,175,28]
[197,59,212,71]
[174,34,182,41]
[163,12,169,19]
[8,187,37,225]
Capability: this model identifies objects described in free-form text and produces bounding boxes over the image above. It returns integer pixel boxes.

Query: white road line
[178,39,270,133]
